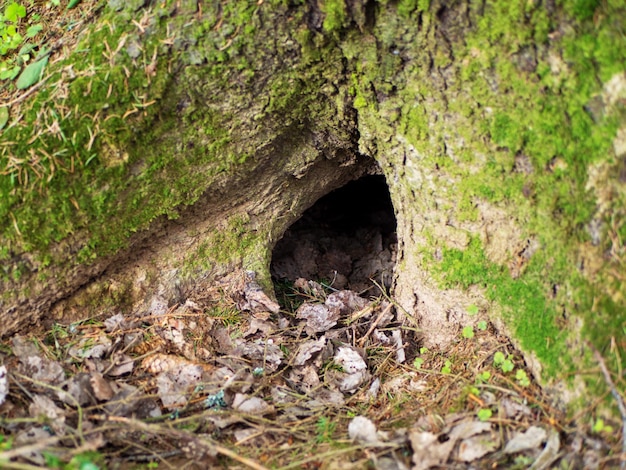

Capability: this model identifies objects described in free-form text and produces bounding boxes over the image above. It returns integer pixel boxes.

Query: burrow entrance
[270,175,397,298]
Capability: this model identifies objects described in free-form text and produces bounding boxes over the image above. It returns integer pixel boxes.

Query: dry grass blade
[102,416,269,470]
[593,347,626,470]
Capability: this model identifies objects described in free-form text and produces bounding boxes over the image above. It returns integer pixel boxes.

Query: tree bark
[1,0,625,397]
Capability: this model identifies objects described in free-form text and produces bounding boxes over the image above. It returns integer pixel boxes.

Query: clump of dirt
[0,270,622,469]
[271,175,398,297]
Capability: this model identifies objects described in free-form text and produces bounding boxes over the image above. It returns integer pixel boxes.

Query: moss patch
[342,0,625,388]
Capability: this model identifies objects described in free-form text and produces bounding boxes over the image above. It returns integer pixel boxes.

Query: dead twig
[3,75,51,108]
[101,416,270,470]
[358,303,393,347]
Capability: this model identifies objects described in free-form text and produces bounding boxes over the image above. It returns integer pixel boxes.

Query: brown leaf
[90,372,114,401]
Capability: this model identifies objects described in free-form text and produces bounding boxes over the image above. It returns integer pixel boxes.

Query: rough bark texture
[1,0,625,406]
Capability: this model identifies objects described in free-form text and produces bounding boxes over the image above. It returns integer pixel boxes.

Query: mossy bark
[1,0,625,406]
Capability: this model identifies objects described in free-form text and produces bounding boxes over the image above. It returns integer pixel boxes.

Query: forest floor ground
[0,275,624,470]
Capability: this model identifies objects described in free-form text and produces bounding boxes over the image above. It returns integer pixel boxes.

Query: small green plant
[315,416,337,443]
[0,3,26,55]
[67,450,102,469]
[477,408,493,421]
[477,320,487,331]
[493,351,514,373]
[43,452,62,468]
[515,369,530,387]
[327,361,344,373]
[413,357,424,369]
[419,347,429,354]
[462,325,474,339]
[0,434,13,451]
[477,370,491,383]
[513,455,534,466]
[206,306,241,326]
[0,1,48,86]
[592,418,614,434]
[467,304,479,316]
[441,359,452,374]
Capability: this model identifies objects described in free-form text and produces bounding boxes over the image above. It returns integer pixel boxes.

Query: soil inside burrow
[270,175,398,300]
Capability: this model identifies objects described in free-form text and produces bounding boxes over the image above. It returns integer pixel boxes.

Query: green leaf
[462,326,475,339]
[8,32,24,50]
[26,24,43,38]
[0,65,20,80]
[477,320,487,331]
[493,351,505,365]
[5,3,26,22]
[592,418,613,433]
[467,304,479,316]
[35,46,50,61]
[17,43,35,57]
[43,452,62,468]
[501,359,514,373]
[16,56,47,89]
[0,107,9,130]
[478,371,491,382]
[79,462,99,470]
[413,357,424,369]
[477,409,493,421]
[68,0,82,8]
[515,369,530,387]
[441,359,452,374]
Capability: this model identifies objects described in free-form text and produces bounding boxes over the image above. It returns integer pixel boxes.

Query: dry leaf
[293,337,327,366]
[297,303,340,334]
[90,372,114,401]
[0,366,7,406]
[504,426,547,454]
[349,416,379,444]
[232,393,274,415]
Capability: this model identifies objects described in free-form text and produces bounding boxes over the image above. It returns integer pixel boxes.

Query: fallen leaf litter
[0,272,623,469]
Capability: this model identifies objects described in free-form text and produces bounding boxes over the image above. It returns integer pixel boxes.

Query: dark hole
[271,175,397,299]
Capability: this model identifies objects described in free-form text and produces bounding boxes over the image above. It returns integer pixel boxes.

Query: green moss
[342,0,625,389]
[397,0,419,18]
[181,214,267,277]
[447,0,625,377]
[564,0,600,21]
[433,237,569,376]
[295,28,321,65]
[0,0,343,280]
[321,0,347,34]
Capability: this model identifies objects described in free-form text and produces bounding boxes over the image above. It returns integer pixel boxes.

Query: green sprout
[315,416,337,443]
[477,371,491,383]
[493,351,514,373]
[515,369,530,387]
[592,418,614,434]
